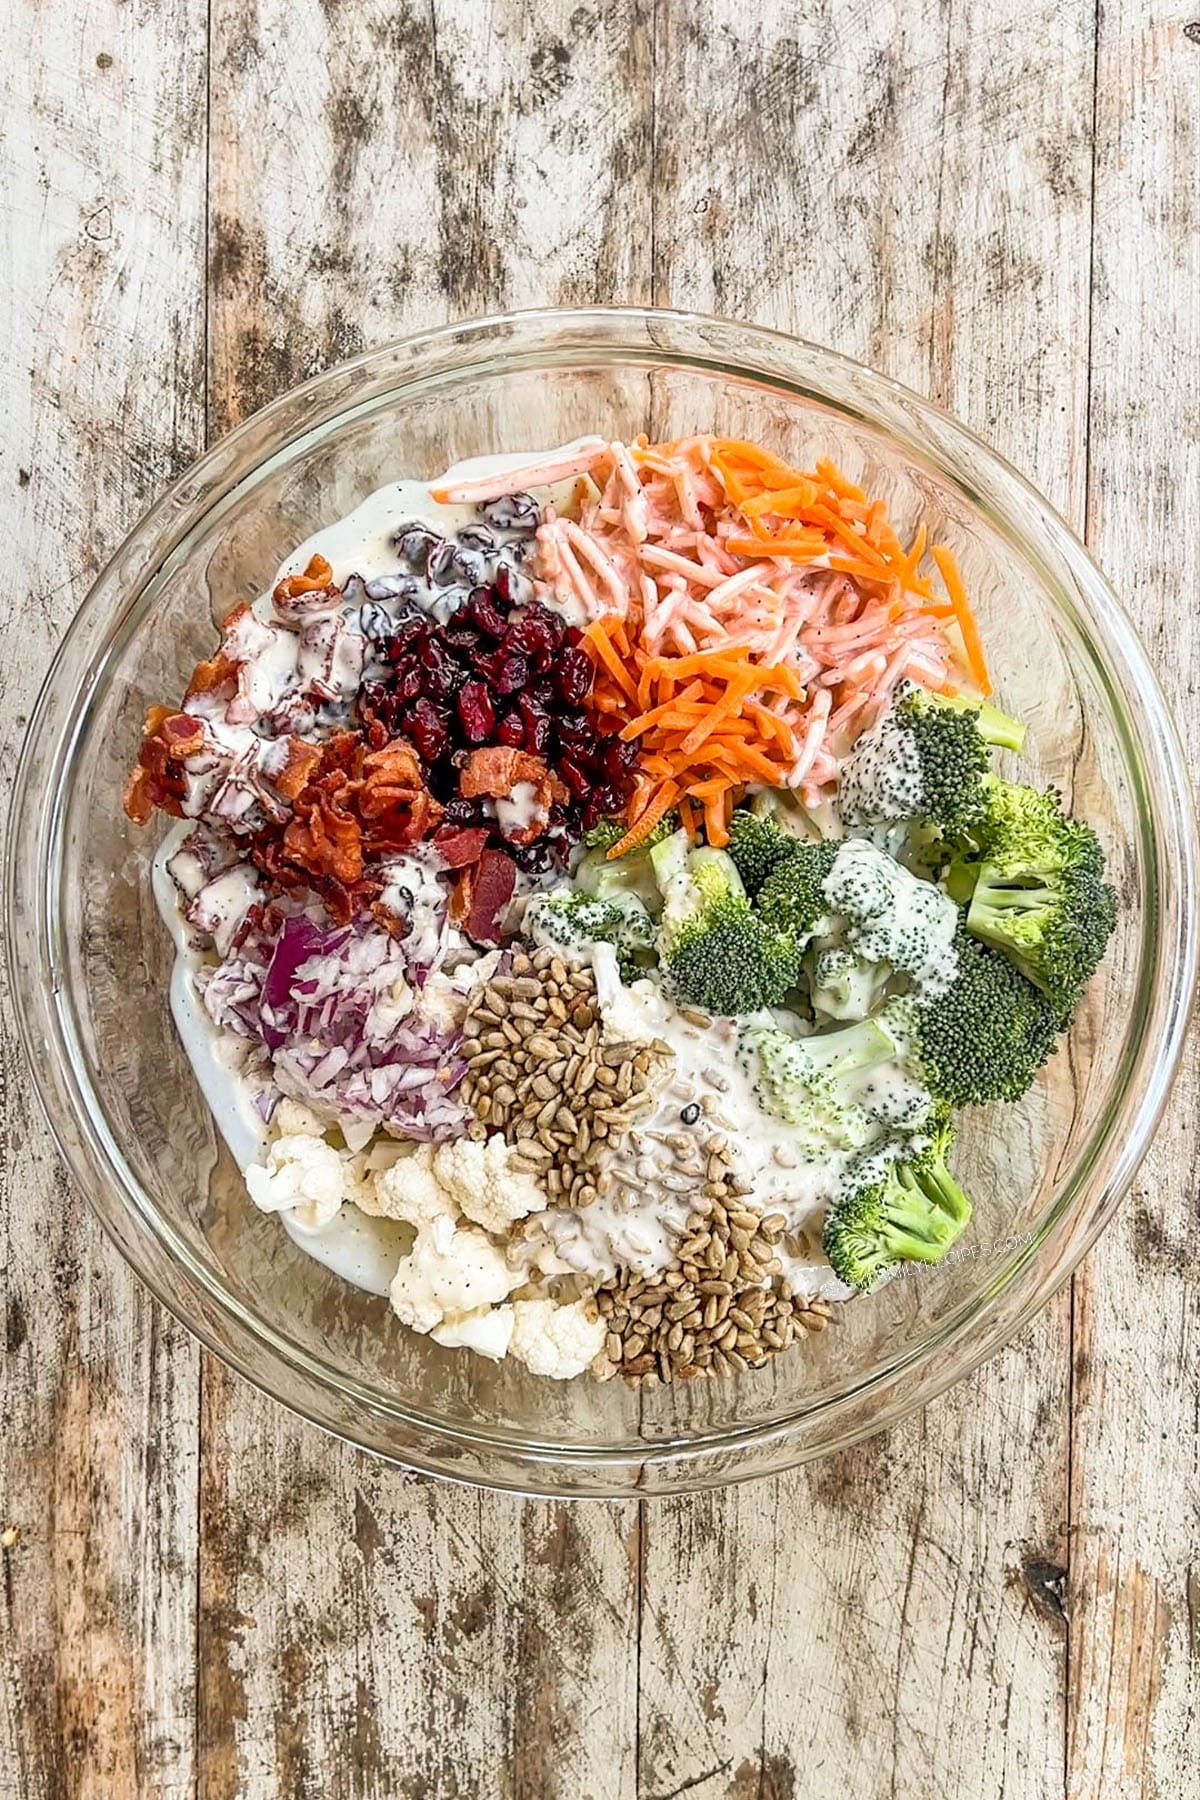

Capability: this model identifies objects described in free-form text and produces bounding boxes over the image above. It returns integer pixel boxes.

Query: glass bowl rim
[8,304,1198,1495]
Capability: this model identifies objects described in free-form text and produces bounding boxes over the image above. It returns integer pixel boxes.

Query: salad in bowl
[124,431,1117,1387]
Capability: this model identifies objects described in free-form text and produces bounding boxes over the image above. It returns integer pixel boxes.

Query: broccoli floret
[727,809,807,896]
[840,682,1026,834]
[526,887,656,981]
[757,839,841,942]
[948,779,1117,1014]
[822,1117,973,1292]
[821,839,961,1000]
[907,923,1061,1105]
[772,838,959,1014]
[658,848,801,1015]
[743,1009,932,1152]
[807,944,892,1022]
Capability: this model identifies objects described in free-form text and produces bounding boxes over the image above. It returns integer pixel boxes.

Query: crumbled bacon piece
[246,729,441,911]
[459,747,551,799]
[122,764,156,825]
[431,825,490,868]
[456,849,518,945]
[121,706,207,821]
[282,792,362,885]
[182,602,261,706]
[272,736,324,801]
[452,852,513,940]
[274,554,334,603]
[457,747,568,845]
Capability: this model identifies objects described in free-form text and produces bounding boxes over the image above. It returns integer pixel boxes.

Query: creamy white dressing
[495,779,546,840]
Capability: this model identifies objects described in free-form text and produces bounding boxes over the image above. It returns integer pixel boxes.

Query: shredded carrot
[584,618,638,703]
[544,431,991,844]
[619,679,705,740]
[606,780,679,859]
[931,545,991,695]
[704,793,730,847]
[725,533,828,560]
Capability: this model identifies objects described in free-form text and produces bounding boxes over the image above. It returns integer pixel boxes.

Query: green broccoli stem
[976,702,1027,753]
[803,1016,896,1079]
[880,1163,972,1263]
[933,692,1027,753]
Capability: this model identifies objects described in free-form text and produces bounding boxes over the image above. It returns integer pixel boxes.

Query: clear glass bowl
[8,308,1197,1495]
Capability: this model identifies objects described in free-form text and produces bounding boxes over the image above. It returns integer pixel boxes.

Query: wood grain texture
[199,1359,638,1800]
[0,2,208,1798]
[636,6,1089,1794]
[3,1,1200,1796]
[1068,10,1200,1796]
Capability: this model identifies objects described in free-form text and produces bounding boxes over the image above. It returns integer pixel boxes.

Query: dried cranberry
[357,600,396,641]
[488,649,529,695]
[393,663,426,702]
[457,681,496,743]
[417,637,460,699]
[442,795,482,828]
[504,604,563,669]
[482,492,540,532]
[386,618,426,660]
[555,712,596,759]
[365,574,420,604]
[457,522,496,552]
[495,710,526,748]
[452,546,488,586]
[429,583,472,622]
[426,540,459,585]
[394,523,441,568]
[464,585,508,638]
[358,680,393,727]
[555,646,593,707]
[403,698,451,765]
[441,624,482,652]
[557,756,591,798]
[602,736,638,780]
[494,560,516,604]
[516,693,552,753]
[512,838,554,875]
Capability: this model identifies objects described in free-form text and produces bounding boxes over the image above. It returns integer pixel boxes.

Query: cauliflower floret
[431,1305,515,1360]
[389,1214,520,1335]
[361,1144,458,1227]
[431,1135,548,1236]
[508,1297,606,1379]
[245,1132,366,1233]
[271,1097,327,1138]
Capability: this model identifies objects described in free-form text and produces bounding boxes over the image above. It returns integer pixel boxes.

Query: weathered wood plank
[201,3,652,1794]
[200,1359,639,1800]
[0,4,208,1798]
[208,0,654,427]
[1068,13,1200,1796]
[638,5,1093,1795]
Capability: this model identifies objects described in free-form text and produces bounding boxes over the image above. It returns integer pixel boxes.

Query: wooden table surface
[4,4,1199,1796]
